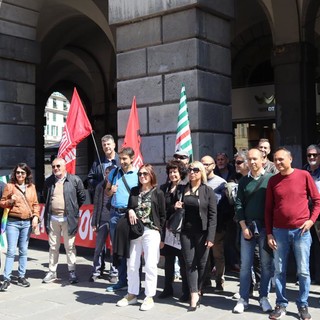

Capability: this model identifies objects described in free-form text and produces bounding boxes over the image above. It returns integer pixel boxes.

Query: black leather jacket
[43,173,86,236]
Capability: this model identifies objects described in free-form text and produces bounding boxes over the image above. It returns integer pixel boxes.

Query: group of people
[0,135,320,320]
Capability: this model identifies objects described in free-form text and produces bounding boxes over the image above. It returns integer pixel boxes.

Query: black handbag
[167,185,185,234]
[167,207,185,234]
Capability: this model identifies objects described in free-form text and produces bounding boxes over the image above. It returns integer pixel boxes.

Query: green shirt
[235,172,273,223]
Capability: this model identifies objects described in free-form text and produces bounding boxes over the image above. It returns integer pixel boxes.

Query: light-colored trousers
[48,219,76,272]
[127,227,160,297]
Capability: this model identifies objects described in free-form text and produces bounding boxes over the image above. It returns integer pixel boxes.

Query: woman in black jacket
[158,160,189,301]
[175,161,217,311]
[116,164,166,311]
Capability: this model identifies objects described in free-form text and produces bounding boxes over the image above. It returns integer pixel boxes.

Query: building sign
[232,85,276,121]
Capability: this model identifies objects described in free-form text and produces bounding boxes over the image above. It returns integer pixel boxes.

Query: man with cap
[173,150,190,166]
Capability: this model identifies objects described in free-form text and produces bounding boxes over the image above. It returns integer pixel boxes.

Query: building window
[63,100,68,111]
[51,125,58,136]
[63,115,67,123]
[53,113,56,122]
[53,98,57,108]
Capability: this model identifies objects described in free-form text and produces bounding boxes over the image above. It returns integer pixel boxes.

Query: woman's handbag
[167,207,185,234]
[167,186,185,234]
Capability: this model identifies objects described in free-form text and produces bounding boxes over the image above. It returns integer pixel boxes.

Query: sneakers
[269,305,286,319]
[233,298,248,313]
[43,271,57,283]
[116,294,138,307]
[260,297,272,312]
[18,277,30,287]
[69,271,78,284]
[0,280,11,291]
[106,282,128,292]
[140,296,154,311]
[298,306,312,320]
[108,275,118,284]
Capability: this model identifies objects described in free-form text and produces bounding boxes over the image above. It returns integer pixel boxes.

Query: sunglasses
[188,167,200,173]
[52,164,61,168]
[235,160,245,165]
[138,172,149,177]
[174,155,189,160]
[16,171,26,175]
[307,153,319,158]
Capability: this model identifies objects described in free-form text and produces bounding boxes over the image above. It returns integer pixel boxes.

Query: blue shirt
[108,167,138,208]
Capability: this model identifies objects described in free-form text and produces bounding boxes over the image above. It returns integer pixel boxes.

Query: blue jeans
[4,219,31,280]
[239,227,273,302]
[109,208,127,285]
[273,227,312,308]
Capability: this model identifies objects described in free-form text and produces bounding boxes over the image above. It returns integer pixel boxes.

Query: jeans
[92,222,108,276]
[180,231,209,293]
[273,227,312,308]
[4,219,31,280]
[109,208,127,284]
[239,227,273,302]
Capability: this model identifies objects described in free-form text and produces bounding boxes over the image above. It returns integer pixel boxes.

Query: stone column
[0,34,40,175]
[109,0,234,176]
[271,42,317,166]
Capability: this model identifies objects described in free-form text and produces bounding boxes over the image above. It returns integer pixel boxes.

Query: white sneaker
[233,298,248,313]
[260,296,272,312]
[42,271,57,283]
[117,294,137,307]
[140,296,154,311]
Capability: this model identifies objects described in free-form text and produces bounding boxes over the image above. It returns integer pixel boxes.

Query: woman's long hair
[10,163,33,185]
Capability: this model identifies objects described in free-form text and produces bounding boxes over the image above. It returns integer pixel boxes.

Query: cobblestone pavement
[0,239,320,320]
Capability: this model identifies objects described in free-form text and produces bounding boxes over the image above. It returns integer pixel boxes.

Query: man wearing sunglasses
[303,144,320,288]
[42,158,86,284]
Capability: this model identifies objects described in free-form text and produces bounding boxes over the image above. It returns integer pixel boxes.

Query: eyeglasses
[188,167,200,173]
[174,155,188,160]
[202,163,213,167]
[138,172,149,177]
[52,164,61,168]
[235,160,245,165]
[16,171,26,175]
[307,153,319,158]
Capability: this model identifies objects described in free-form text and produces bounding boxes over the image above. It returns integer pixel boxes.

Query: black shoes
[158,289,173,299]
[0,280,11,291]
[179,292,190,302]
[18,277,30,287]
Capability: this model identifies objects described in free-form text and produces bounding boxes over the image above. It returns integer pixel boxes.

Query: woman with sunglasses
[0,163,40,291]
[158,160,189,301]
[117,164,166,311]
[175,161,217,311]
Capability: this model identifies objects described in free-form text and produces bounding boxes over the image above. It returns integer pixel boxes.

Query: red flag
[122,96,144,168]
[58,87,92,173]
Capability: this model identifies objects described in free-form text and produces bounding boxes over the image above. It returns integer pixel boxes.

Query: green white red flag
[175,84,193,161]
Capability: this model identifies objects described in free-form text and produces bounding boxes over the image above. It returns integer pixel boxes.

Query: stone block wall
[110,0,234,181]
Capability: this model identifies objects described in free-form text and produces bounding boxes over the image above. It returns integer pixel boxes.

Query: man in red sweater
[265,147,320,320]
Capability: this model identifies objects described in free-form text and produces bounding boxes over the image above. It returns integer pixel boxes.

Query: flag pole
[90,131,103,173]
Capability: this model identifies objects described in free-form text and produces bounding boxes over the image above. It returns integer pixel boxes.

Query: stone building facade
[0,0,320,188]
